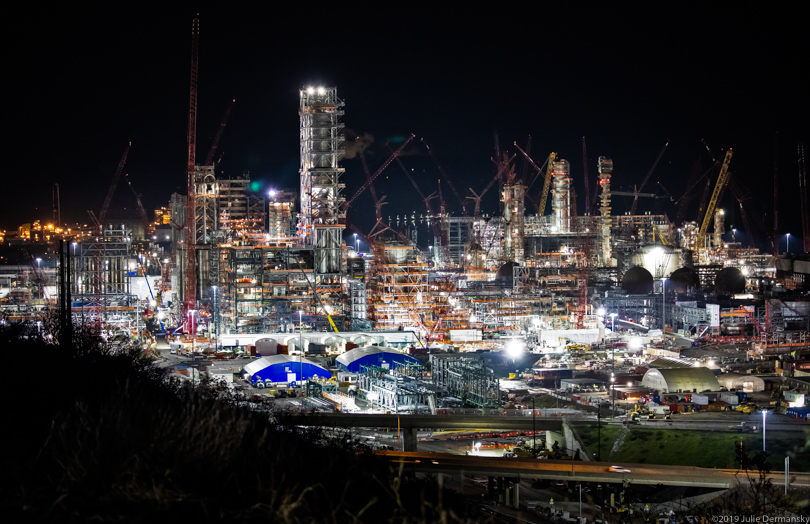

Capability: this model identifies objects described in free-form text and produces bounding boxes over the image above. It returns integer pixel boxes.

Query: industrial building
[641,367,721,394]
[2,16,808,420]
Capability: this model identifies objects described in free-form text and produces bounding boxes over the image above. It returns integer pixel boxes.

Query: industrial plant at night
[3,8,810,522]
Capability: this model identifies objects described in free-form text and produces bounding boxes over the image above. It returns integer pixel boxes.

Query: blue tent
[244,355,331,384]
[335,346,420,373]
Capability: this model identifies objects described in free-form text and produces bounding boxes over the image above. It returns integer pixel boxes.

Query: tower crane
[799,142,809,253]
[183,15,200,326]
[696,149,733,249]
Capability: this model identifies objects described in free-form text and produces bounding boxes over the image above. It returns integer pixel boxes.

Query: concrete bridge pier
[402,426,418,451]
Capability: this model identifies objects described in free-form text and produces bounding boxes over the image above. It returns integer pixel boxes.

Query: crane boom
[98,142,131,225]
[630,139,669,215]
[345,134,414,209]
[696,149,733,249]
[204,98,235,166]
[538,152,557,215]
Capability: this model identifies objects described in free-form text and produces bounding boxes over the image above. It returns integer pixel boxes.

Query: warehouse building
[641,367,720,393]
[244,354,331,385]
[716,373,765,393]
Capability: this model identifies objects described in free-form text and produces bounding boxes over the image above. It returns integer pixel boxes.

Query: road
[374,450,810,489]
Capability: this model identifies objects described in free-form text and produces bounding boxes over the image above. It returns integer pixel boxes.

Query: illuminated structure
[298,87,346,274]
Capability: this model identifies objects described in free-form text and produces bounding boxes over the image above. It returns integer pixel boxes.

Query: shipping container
[692,394,709,406]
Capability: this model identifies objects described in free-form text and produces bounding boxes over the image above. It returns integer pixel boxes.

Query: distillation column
[713,209,725,248]
[298,87,346,274]
[551,159,572,232]
[598,156,613,266]
[502,183,526,262]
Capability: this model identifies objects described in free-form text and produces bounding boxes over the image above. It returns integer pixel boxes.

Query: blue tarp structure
[244,355,331,384]
[335,346,420,373]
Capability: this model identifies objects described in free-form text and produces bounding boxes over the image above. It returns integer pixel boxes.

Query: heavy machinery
[696,149,733,249]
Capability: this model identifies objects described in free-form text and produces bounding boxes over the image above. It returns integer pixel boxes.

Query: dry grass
[0,323,481,523]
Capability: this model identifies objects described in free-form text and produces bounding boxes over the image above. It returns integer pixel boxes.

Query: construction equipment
[630,140,669,215]
[184,15,200,326]
[344,135,415,210]
[696,149,733,249]
[799,142,809,252]
[204,98,235,166]
[534,152,557,216]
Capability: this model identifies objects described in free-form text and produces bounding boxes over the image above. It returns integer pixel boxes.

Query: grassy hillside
[577,424,810,471]
[0,323,477,523]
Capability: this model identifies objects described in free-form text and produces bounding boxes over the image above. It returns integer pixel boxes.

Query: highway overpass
[275,413,565,451]
[374,451,810,490]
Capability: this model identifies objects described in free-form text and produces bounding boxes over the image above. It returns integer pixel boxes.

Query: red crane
[799,142,809,253]
[184,16,199,329]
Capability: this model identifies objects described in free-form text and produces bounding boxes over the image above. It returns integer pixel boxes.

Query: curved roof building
[335,346,421,373]
[641,367,720,393]
[244,355,331,384]
[716,373,765,392]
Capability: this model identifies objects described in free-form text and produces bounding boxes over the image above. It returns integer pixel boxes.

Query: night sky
[5,3,808,251]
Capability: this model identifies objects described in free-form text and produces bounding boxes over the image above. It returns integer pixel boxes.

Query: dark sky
[5,3,808,251]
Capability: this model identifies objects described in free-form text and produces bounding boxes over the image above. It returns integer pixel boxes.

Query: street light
[298,310,304,384]
[354,233,358,253]
[610,374,616,419]
[661,277,668,332]
[211,286,218,352]
[762,410,768,451]
[786,233,791,253]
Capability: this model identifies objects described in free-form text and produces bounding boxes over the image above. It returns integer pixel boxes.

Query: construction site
[2,16,810,409]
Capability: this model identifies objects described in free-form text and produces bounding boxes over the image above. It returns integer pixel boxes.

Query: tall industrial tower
[598,156,613,265]
[551,159,572,232]
[298,87,346,274]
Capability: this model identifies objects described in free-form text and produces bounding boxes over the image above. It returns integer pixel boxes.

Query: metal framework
[430,354,500,408]
[298,87,345,275]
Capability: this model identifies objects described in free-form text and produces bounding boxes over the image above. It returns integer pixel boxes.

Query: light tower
[298,87,346,274]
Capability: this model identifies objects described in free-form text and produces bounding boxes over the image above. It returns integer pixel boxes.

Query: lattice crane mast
[183,15,200,326]
[799,142,809,253]
[97,142,132,227]
[538,152,557,216]
[696,149,733,249]
[344,135,414,210]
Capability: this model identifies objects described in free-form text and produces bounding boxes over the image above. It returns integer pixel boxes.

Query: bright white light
[628,337,642,350]
[507,339,523,358]
[597,307,606,316]
[307,87,314,94]
[317,87,325,95]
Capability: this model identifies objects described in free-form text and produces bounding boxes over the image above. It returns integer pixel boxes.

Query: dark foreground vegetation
[0,323,477,523]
